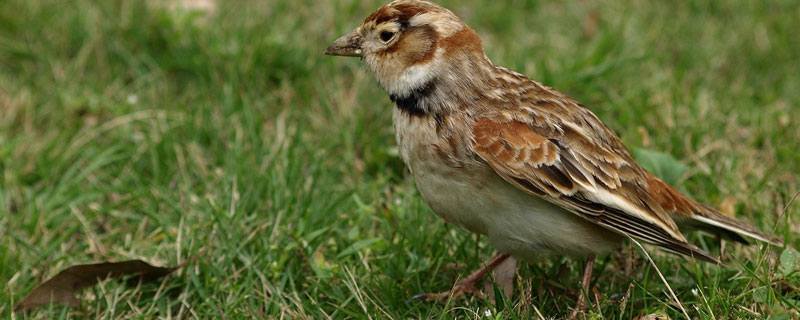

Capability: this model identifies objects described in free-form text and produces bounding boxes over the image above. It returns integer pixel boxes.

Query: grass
[1,0,798,318]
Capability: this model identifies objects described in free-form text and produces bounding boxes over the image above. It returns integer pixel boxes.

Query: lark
[325,0,780,313]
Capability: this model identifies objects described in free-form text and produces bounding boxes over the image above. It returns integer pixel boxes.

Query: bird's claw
[408,282,482,303]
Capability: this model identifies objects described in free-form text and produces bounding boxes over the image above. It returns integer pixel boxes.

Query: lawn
[1,0,798,318]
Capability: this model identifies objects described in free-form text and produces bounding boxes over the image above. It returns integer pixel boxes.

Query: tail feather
[691,205,783,246]
[647,175,782,247]
[661,240,722,264]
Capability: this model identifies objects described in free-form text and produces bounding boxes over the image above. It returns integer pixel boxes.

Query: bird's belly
[412,159,622,259]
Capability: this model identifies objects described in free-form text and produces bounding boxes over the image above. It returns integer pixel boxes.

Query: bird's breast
[393,109,491,234]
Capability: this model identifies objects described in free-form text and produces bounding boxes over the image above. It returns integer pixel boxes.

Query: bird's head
[325,0,486,98]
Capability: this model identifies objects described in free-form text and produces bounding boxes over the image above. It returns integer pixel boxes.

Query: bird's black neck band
[389,79,437,117]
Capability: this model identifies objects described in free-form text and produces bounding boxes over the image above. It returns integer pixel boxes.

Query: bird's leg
[416,253,511,302]
[569,254,596,319]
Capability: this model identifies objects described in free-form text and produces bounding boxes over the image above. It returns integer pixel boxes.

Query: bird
[325,0,781,314]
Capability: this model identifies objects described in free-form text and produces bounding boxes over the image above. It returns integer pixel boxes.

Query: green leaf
[780,247,799,275]
[633,148,688,185]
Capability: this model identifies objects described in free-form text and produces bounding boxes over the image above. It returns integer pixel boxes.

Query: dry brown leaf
[15,260,178,312]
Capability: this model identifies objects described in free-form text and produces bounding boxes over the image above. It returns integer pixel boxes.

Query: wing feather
[471,116,720,263]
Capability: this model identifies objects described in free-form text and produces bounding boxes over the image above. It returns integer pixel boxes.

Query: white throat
[386,62,437,97]
[374,47,445,97]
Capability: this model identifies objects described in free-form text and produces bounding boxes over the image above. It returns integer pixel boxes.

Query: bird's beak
[324,29,363,57]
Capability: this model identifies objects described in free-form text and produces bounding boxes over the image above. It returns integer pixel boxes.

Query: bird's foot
[412,253,511,302]
[413,280,483,302]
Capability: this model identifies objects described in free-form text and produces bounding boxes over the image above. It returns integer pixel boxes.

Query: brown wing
[471,115,721,262]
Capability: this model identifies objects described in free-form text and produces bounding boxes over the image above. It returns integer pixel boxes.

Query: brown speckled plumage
[326,0,780,269]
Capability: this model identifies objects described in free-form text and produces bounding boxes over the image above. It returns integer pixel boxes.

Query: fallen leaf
[15,260,178,312]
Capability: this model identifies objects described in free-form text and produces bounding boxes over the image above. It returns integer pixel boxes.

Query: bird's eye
[379,31,395,43]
